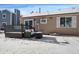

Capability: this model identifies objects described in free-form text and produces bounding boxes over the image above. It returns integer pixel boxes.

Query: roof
[23,8,79,17]
[0,8,19,14]
[0,8,14,13]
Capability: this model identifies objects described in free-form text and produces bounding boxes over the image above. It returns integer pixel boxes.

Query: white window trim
[24,19,34,27]
[2,14,6,19]
[2,22,7,25]
[40,18,47,24]
[56,16,77,28]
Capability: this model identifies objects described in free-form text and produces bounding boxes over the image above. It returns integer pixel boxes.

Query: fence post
[4,25,6,34]
[21,24,24,37]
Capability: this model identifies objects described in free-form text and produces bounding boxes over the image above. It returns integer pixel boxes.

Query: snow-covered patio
[0,31,79,54]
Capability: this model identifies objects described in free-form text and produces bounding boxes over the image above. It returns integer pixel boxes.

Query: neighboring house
[20,8,79,35]
[0,9,20,29]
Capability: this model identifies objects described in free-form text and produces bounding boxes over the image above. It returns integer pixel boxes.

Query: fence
[4,25,35,38]
[4,25,25,38]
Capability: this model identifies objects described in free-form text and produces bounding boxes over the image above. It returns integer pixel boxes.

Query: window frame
[2,14,6,19]
[2,22,7,26]
[60,16,72,28]
[60,17,66,27]
[40,18,47,24]
[57,16,76,28]
[65,17,72,28]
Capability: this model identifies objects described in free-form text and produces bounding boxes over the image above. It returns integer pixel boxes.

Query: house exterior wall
[21,13,79,35]
[14,9,20,25]
[0,9,20,29]
[12,13,16,26]
[53,14,79,35]
[1,10,11,26]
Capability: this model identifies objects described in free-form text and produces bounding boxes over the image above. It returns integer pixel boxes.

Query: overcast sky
[0,4,79,16]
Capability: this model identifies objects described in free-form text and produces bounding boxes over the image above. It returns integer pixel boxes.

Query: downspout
[37,19,40,31]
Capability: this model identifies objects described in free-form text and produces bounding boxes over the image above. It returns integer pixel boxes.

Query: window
[66,17,72,27]
[57,16,76,28]
[40,18,47,24]
[60,17,65,27]
[36,19,40,25]
[24,20,33,29]
[2,22,7,27]
[60,17,72,27]
[2,14,6,19]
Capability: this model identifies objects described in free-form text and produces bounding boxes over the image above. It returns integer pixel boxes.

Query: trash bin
[35,32,43,39]
[24,30,31,38]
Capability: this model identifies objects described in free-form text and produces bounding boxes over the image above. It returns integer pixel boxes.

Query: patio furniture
[5,32,23,38]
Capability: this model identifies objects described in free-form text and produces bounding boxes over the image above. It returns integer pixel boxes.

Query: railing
[4,25,35,33]
[4,25,25,38]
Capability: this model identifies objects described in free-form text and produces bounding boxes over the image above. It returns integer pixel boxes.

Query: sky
[0,4,79,16]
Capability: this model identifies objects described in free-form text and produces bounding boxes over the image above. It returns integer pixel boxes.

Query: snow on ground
[0,32,79,54]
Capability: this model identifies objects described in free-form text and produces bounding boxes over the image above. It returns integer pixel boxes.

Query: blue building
[0,9,20,29]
